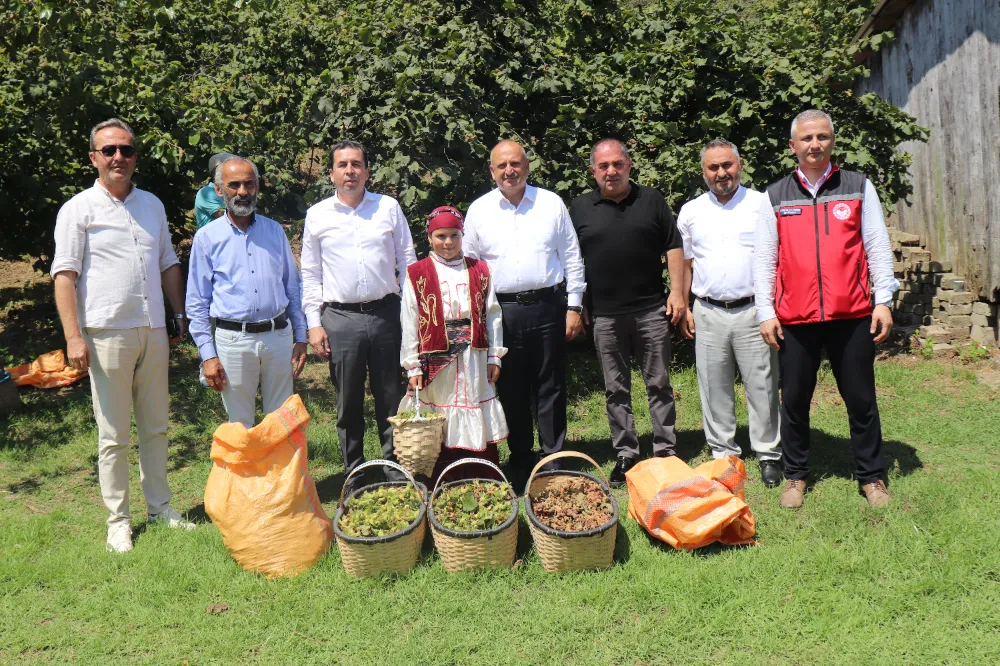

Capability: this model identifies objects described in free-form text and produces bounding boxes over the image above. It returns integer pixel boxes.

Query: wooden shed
[854,0,1000,300]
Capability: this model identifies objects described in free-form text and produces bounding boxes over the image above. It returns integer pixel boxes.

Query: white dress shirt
[50,181,179,329]
[678,185,765,302]
[300,189,417,329]
[464,184,586,308]
[754,169,900,323]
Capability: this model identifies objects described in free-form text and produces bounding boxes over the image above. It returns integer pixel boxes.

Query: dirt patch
[0,259,48,292]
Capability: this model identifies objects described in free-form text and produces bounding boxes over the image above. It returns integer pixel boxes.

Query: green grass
[3,339,1000,665]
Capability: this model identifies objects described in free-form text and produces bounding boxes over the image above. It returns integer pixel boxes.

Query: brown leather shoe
[861,480,892,508]
[780,479,806,509]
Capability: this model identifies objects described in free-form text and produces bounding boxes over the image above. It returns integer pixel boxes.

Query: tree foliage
[0,0,926,264]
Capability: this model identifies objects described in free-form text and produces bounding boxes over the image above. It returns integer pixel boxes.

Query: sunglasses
[95,144,136,159]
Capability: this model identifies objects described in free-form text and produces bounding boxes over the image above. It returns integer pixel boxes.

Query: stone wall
[889,228,999,351]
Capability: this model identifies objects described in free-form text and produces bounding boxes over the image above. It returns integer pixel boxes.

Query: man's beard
[226,193,257,217]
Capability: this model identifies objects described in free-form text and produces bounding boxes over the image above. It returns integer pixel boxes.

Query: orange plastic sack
[9,349,87,388]
[625,455,755,550]
[205,394,333,578]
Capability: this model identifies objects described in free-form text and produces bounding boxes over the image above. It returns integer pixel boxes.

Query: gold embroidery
[414,275,438,348]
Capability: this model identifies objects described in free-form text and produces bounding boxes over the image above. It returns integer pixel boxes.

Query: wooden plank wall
[856,0,1000,299]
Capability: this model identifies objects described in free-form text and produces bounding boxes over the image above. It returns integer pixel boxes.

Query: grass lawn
[3,320,1000,664]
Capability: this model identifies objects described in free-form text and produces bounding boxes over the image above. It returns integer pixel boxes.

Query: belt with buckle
[496,285,561,305]
[215,313,288,333]
[698,295,755,310]
[324,294,396,313]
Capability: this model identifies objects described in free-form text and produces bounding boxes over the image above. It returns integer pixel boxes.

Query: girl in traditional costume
[399,206,508,482]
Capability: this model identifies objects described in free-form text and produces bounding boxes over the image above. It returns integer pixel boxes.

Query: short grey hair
[589,138,630,166]
[214,156,259,189]
[700,138,741,164]
[790,109,835,139]
[89,118,135,151]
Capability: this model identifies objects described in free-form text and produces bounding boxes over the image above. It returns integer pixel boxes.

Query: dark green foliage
[0,0,924,264]
[338,484,422,537]
[432,480,515,531]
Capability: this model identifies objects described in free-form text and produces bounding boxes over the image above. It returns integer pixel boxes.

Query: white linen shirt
[463,184,586,308]
[300,190,417,329]
[754,170,900,323]
[678,185,765,302]
[50,181,179,329]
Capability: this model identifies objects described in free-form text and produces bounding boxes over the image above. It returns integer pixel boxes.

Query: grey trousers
[321,298,403,473]
[693,299,781,461]
[592,304,677,459]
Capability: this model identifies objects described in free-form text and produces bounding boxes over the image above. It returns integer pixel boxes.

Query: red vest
[766,166,872,325]
[406,256,490,352]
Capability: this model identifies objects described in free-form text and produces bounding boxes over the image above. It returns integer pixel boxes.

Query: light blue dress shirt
[186,213,307,361]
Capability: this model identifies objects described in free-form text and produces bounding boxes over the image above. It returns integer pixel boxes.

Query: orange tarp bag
[205,394,333,578]
[625,455,755,550]
[9,349,87,388]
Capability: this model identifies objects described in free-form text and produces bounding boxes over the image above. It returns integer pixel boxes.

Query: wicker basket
[428,458,518,573]
[334,460,428,578]
[389,389,445,478]
[0,370,21,416]
[524,451,619,573]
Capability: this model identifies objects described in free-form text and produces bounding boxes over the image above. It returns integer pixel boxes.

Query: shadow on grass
[808,433,922,483]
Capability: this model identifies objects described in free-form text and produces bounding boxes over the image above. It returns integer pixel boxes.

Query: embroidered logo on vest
[832,202,852,220]
[779,207,802,216]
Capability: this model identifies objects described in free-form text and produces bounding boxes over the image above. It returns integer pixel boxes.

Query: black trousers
[321,297,403,474]
[779,316,885,484]
[496,293,567,471]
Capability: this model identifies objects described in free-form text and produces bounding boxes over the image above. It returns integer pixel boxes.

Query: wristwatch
[174,313,186,319]
[567,306,583,314]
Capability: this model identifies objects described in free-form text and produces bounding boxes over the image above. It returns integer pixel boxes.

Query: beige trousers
[84,326,172,525]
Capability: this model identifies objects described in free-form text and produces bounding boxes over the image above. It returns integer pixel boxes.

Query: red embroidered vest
[407,256,491,353]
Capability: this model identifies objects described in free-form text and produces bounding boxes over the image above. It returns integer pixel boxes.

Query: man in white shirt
[51,118,194,554]
[464,140,587,491]
[678,139,783,488]
[300,140,417,475]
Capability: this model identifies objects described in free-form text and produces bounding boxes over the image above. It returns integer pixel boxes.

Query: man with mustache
[677,139,782,488]
[301,140,416,477]
[186,156,308,427]
[52,118,193,553]
[755,109,898,509]
[568,138,687,487]
[464,140,586,492]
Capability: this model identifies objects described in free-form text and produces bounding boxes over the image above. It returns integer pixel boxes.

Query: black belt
[323,294,396,313]
[496,285,561,305]
[215,314,288,333]
[698,295,755,310]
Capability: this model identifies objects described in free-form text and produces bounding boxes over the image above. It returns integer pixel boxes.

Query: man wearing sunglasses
[51,118,193,554]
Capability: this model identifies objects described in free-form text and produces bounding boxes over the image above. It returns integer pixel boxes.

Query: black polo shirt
[569,182,680,316]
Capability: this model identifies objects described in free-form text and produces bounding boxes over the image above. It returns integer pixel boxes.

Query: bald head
[489,140,530,204]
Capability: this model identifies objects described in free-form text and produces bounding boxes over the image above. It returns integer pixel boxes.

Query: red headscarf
[426,206,464,234]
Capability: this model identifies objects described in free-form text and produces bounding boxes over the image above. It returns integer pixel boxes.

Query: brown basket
[524,451,619,573]
[0,371,21,415]
[334,460,428,578]
[428,458,518,573]
[389,391,445,478]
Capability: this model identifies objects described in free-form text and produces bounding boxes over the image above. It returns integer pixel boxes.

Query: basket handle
[338,459,418,512]
[431,457,509,499]
[526,451,612,495]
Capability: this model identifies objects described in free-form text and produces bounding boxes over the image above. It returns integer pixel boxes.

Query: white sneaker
[106,522,133,553]
[149,506,196,531]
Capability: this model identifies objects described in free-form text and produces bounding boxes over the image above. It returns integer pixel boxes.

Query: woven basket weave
[428,458,518,573]
[389,391,445,478]
[524,451,619,573]
[334,460,428,578]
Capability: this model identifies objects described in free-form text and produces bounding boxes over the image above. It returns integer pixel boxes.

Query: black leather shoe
[653,449,676,459]
[760,459,784,488]
[609,456,637,488]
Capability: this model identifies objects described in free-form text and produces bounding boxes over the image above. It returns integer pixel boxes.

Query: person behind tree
[195,153,235,229]
[399,206,508,484]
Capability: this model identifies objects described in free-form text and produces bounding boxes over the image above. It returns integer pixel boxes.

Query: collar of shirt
[592,181,639,207]
[707,185,747,209]
[496,183,536,210]
[796,163,833,197]
[94,179,136,205]
[331,188,374,212]
[223,212,257,235]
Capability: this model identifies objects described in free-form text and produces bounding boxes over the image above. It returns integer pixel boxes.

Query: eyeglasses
[95,144,136,159]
